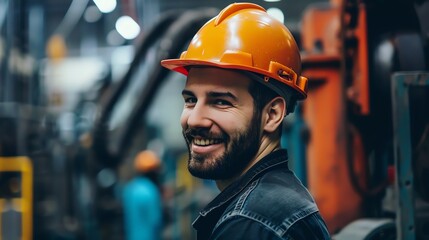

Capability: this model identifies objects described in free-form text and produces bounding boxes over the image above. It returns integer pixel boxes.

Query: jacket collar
[193,149,289,228]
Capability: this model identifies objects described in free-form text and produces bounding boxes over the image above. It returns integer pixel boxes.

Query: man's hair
[248,79,298,138]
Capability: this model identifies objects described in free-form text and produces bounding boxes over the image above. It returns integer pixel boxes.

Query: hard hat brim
[161,58,307,99]
[161,58,263,76]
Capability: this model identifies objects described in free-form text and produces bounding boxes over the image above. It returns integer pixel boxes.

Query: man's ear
[262,97,286,133]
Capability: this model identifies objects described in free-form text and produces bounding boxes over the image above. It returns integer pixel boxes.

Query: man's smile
[188,135,225,155]
[192,137,222,146]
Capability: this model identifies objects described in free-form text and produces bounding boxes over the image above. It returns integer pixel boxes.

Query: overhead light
[264,0,281,2]
[267,8,284,23]
[115,16,141,40]
[93,0,116,13]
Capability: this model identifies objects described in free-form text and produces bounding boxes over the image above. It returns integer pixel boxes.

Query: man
[122,150,163,240]
[161,2,330,239]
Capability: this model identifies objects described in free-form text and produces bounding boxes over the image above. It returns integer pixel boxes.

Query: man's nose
[186,103,212,128]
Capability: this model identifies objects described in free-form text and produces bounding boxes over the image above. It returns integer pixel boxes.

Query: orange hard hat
[161,2,307,99]
[134,150,161,173]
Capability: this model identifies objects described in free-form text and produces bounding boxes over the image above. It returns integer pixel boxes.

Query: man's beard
[182,113,261,180]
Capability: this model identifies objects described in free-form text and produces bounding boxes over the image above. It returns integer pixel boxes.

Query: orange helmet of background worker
[161,2,308,104]
[134,150,161,173]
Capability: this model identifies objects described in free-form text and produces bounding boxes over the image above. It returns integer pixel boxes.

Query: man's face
[181,67,261,180]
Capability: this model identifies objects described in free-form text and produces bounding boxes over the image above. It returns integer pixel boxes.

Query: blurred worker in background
[122,150,163,240]
[161,2,330,239]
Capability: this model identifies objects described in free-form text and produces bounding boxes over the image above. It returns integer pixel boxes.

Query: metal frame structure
[391,71,429,240]
[0,156,33,240]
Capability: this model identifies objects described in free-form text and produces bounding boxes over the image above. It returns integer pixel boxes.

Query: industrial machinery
[299,0,429,239]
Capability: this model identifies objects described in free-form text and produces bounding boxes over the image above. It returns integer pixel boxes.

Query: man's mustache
[183,127,226,141]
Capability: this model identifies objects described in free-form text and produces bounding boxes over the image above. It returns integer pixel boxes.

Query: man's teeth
[193,139,221,146]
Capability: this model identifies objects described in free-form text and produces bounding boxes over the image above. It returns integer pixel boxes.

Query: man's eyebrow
[207,91,238,101]
[181,89,238,101]
[182,89,194,96]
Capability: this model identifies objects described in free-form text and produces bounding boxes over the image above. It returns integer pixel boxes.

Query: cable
[53,0,90,38]
[0,0,9,31]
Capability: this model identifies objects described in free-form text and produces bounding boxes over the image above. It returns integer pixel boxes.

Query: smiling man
[161,2,330,240]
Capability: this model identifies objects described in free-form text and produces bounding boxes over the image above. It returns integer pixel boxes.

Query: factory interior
[0,0,428,239]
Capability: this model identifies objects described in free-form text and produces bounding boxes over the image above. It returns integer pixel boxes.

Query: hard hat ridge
[213,2,265,26]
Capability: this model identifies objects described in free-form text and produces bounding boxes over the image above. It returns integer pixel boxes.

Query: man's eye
[184,97,197,104]
[214,99,232,106]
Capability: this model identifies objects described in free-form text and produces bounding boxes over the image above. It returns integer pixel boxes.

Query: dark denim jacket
[192,149,330,240]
